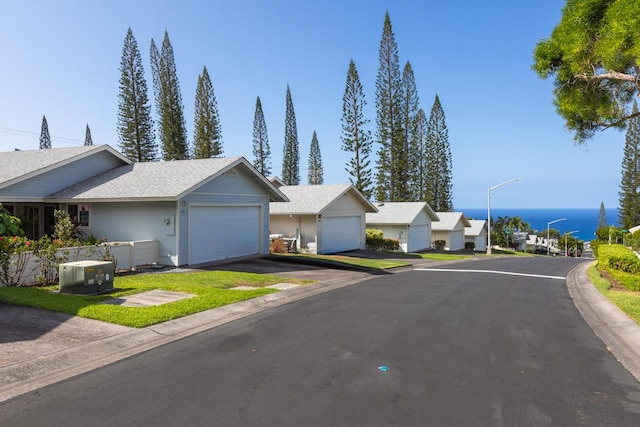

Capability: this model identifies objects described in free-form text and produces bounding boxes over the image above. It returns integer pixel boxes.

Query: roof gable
[366,202,439,224]
[432,212,472,231]
[270,184,377,215]
[0,145,131,190]
[47,157,287,202]
[466,220,488,236]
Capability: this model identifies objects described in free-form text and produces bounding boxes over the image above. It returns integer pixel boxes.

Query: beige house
[269,184,377,254]
[432,212,472,251]
[366,202,439,252]
[465,219,488,252]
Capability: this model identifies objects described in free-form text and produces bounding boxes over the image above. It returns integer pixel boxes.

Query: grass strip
[587,263,640,325]
[0,270,301,328]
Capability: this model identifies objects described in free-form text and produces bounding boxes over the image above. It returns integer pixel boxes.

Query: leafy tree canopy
[533,0,640,142]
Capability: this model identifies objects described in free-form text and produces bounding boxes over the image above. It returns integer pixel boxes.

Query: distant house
[432,212,472,251]
[526,234,541,253]
[465,220,488,252]
[0,145,287,266]
[269,184,377,254]
[512,231,528,251]
[366,202,439,253]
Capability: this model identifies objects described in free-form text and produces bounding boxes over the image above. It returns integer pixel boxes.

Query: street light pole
[547,218,567,255]
[564,230,578,257]
[487,178,522,255]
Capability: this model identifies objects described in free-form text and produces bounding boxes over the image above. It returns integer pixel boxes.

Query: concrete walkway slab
[266,282,300,290]
[101,290,195,307]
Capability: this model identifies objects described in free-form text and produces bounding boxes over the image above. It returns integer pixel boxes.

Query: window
[68,204,90,227]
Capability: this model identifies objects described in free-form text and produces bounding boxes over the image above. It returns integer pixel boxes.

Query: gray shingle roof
[365,202,439,224]
[269,184,377,214]
[0,145,129,187]
[48,157,283,201]
[432,212,472,231]
[466,220,487,237]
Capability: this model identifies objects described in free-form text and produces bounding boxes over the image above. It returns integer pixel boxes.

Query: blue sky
[0,0,625,209]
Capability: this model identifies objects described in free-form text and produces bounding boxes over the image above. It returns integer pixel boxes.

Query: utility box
[59,260,114,294]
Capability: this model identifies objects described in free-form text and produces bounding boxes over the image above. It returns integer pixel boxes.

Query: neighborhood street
[2,256,640,425]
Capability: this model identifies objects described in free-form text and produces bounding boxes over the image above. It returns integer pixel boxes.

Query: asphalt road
[2,256,640,426]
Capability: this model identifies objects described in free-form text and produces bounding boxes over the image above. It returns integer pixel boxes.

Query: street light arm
[548,218,567,226]
[489,178,522,193]
[487,178,522,255]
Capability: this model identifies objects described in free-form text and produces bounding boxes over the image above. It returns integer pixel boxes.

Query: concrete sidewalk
[1,257,640,403]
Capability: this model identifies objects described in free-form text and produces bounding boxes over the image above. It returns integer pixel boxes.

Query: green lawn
[0,270,304,328]
[587,262,640,325]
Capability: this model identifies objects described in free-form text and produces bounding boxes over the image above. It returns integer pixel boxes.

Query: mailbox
[59,260,114,294]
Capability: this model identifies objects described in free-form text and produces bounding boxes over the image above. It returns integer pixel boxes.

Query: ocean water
[459,208,620,242]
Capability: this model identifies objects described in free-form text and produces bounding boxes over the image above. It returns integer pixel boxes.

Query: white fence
[3,240,159,286]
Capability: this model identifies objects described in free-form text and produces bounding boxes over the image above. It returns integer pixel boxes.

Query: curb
[566,261,640,383]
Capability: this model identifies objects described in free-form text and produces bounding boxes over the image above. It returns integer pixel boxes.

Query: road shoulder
[567,261,640,383]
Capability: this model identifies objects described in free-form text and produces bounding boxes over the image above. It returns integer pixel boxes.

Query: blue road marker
[378,365,390,372]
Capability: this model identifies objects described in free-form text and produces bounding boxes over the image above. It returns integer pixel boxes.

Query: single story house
[269,184,378,254]
[464,219,488,252]
[431,212,472,251]
[0,144,287,266]
[365,202,439,253]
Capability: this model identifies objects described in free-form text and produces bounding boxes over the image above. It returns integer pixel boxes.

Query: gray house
[0,145,131,238]
[269,184,377,254]
[0,145,287,266]
[365,202,439,253]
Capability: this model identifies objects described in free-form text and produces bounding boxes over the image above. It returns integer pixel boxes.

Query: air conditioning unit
[59,260,114,294]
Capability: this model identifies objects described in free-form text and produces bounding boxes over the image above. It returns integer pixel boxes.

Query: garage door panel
[322,216,361,254]
[408,224,429,252]
[190,206,260,264]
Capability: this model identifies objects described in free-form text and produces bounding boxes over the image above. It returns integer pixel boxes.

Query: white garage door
[321,216,361,254]
[449,230,464,251]
[408,224,429,252]
[189,205,260,265]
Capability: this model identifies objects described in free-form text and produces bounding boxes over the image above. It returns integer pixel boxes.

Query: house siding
[322,192,365,217]
[0,151,125,200]
[85,201,179,266]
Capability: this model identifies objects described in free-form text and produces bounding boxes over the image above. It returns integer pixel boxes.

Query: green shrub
[434,240,446,250]
[366,229,384,240]
[465,242,475,250]
[590,239,600,257]
[596,244,640,291]
[365,229,400,251]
